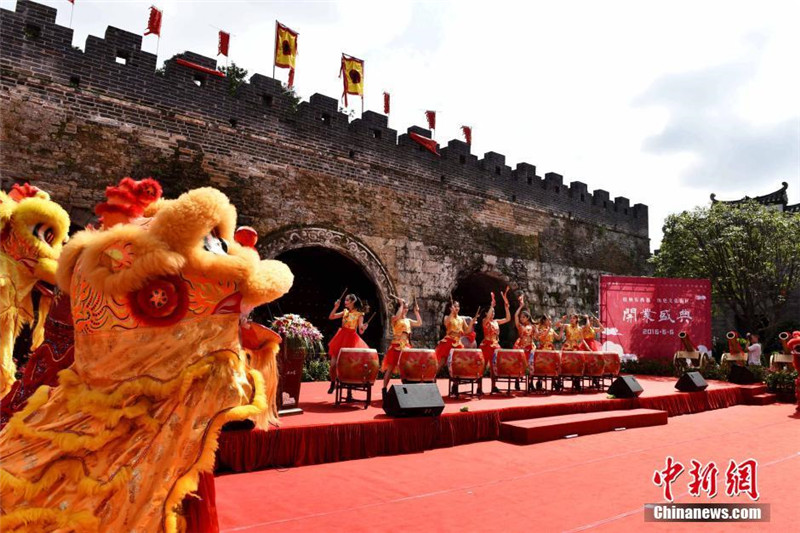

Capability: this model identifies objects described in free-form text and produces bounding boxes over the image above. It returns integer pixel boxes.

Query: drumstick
[338,287,349,302]
[365,312,376,324]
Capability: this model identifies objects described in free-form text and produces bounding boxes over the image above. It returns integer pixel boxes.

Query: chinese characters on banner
[600,276,711,360]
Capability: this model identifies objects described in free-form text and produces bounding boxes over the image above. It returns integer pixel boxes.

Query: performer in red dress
[327,293,369,394]
[511,294,534,392]
[561,313,589,351]
[581,314,604,351]
[382,297,422,392]
[534,315,558,351]
[434,300,479,369]
[480,288,511,395]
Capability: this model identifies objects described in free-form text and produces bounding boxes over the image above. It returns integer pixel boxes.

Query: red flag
[425,110,436,130]
[409,132,440,156]
[218,31,230,57]
[67,0,75,4]
[461,125,472,145]
[144,6,162,37]
[383,92,390,114]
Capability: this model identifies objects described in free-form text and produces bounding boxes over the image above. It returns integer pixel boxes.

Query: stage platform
[216,376,751,474]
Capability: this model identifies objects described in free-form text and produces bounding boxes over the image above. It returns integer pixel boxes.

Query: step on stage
[216,376,755,474]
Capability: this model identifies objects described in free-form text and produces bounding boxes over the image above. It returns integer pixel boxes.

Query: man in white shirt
[746,333,762,366]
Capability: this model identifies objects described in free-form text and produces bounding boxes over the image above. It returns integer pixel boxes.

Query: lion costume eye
[32,223,55,245]
[203,232,228,255]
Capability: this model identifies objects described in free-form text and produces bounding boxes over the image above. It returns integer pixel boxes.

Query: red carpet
[217,376,745,472]
[215,404,800,532]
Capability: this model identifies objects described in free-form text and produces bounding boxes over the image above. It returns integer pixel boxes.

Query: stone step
[746,393,777,406]
[499,408,668,445]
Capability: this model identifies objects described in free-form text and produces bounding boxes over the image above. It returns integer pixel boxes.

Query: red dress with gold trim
[480,320,501,369]
[535,325,557,351]
[434,315,466,365]
[563,324,584,350]
[582,325,600,351]
[514,323,534,354]
[328,309,368,360]
[382,317,412,371]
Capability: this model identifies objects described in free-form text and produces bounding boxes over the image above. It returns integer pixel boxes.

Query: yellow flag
[274,22,298,70]
[340,54,364,106]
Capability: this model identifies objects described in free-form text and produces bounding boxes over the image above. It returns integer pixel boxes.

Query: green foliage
[302,358,330,382]
[218,62,248,96]
[651,201,800,338]
[764,368,797,394]
[283,86,301,113]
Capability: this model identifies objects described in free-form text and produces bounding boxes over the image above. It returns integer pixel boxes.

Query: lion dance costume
[0,184,293,532]
[0,183,70,400]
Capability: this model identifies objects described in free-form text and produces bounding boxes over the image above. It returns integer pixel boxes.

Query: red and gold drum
[336,348,379,385]
[448,349,484,379]
[560,351,586,377]
[531,350,560,377]
[493,349,527,378]
[398,349,438,382]
[582,352,605,377]
[602,352,621,376]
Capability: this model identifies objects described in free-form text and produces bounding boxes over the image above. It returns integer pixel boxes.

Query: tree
[651,201,800,337]
[218,62,248,96]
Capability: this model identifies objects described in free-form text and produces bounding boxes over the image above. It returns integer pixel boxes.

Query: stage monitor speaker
[675,371,708,392]
[382,384,445,417]
[728,365,757,384]
[607,375,644,398]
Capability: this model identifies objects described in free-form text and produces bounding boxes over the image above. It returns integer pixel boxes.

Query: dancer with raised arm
[434,300,480,369]
[382,297,422,392]
[511,293,535,392]
[327,293,369,394]
[535,314,558,350]
[581,314,604,351]
[480,287,511,395]
[561,312,588,350]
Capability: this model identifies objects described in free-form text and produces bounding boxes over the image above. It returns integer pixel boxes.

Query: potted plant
[270,314,324,414]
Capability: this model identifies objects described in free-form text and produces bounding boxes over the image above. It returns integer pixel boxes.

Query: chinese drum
[448,349,484,379]
[399,349,438,382]
[336,348,379,385]
[531,350,560,377]
[493,349,527,378]
[560,351,586,377]
[602,352,621,376]
[582,352,606,377]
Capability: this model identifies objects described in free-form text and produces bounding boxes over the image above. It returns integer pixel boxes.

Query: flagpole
[273,20,277,79]
[69,1,74,28]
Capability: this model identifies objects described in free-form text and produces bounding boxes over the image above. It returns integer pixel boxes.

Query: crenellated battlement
[0,0,647,235]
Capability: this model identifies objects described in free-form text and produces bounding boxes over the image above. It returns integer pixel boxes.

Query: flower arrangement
[270,314,324,354]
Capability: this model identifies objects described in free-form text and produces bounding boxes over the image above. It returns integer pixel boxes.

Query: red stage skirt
[434,338,461,366]
[479,340,499,370]
[382,341,411,372]
[328,327,368,360]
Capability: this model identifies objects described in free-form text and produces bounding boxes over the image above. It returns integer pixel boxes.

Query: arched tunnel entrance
[451,272,516,347]
[253,246,385,354]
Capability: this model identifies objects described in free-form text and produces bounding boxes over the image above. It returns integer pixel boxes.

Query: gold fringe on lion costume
[0,185,292,532]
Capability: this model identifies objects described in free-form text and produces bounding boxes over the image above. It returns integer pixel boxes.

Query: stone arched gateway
[258,227,397,352]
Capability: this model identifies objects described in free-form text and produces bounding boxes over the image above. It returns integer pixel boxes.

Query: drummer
[327,293,369,394]
[434,300,480,369]
[382,297,422,393]
[512,294,535,391]
[581,314,604,351]
[534,314,558,351]
[480,288,511,394]
[560,312,588,351]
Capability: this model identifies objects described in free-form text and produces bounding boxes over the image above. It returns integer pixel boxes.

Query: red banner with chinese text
[600,276,711,360]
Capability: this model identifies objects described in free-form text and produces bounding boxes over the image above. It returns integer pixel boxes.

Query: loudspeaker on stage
[607,375,644,398]
[675,371,708,392]
[728,365,758,384]
[382,384,445,417]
